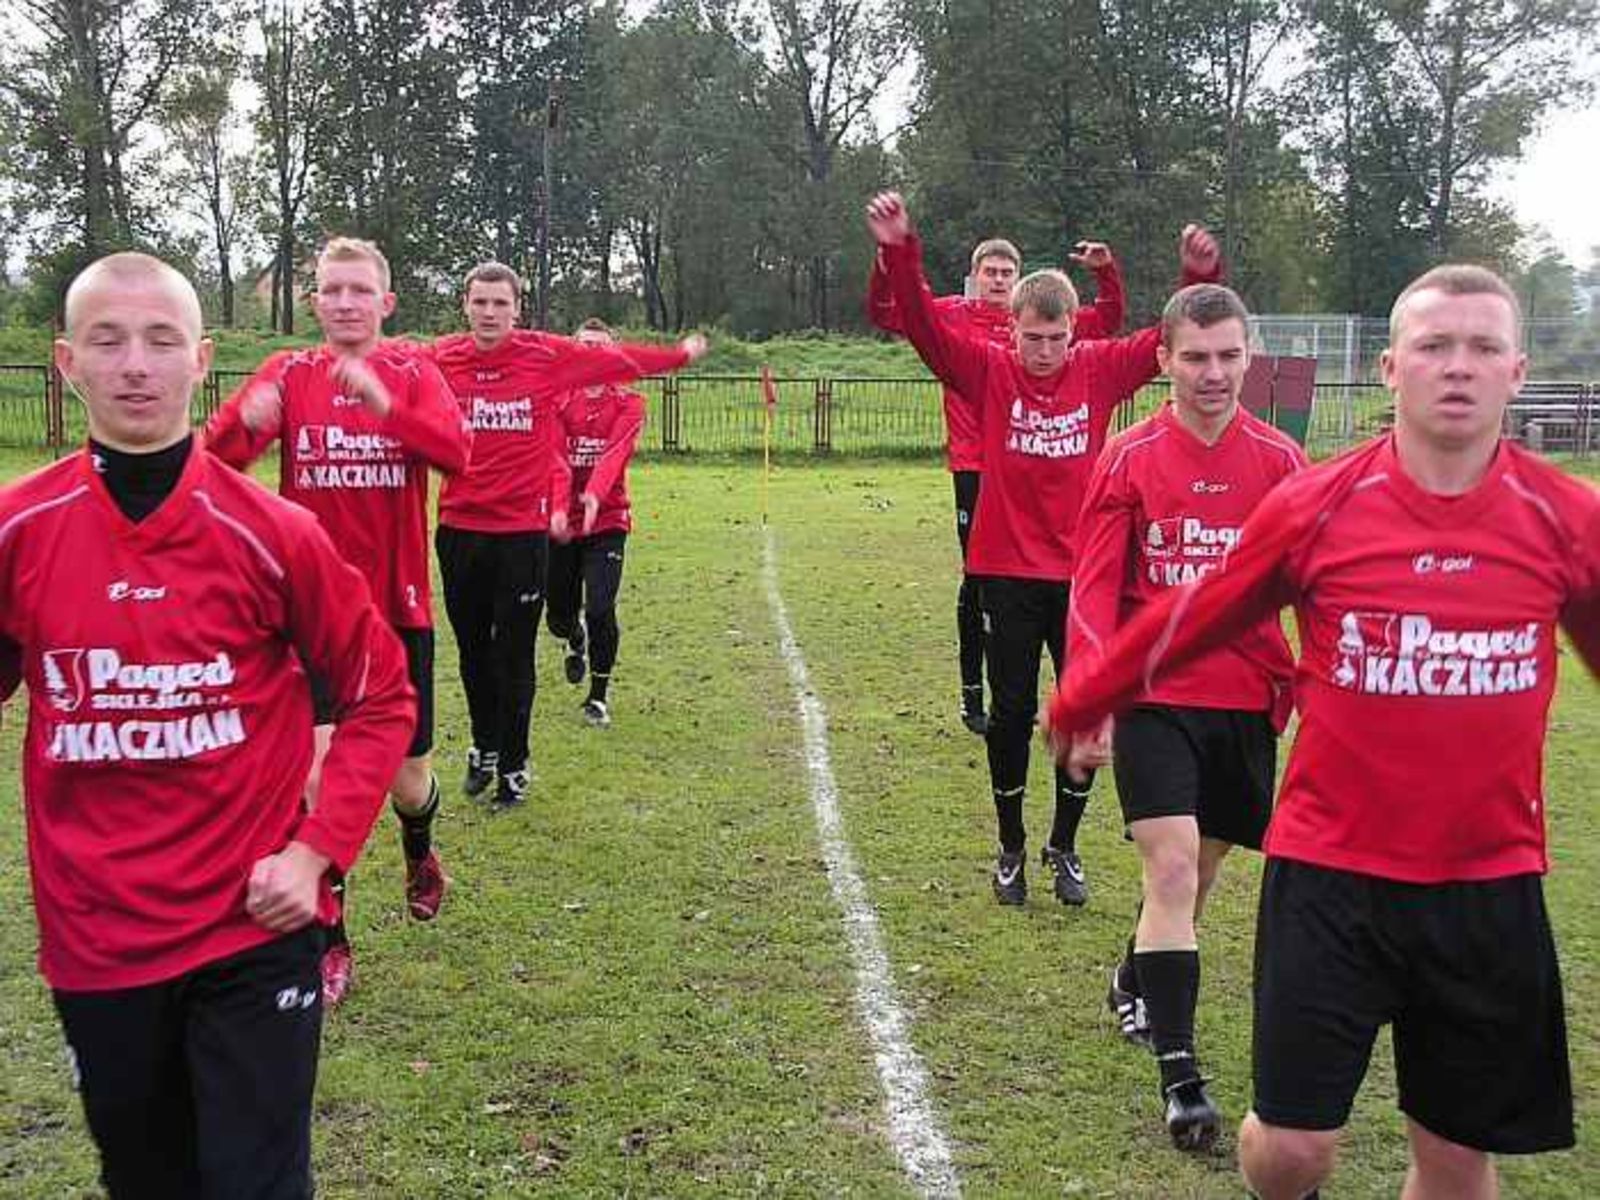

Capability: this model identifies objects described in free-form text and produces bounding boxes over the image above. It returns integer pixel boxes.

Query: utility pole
[536,90,561,330]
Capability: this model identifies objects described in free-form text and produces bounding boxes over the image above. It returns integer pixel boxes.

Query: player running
[206,237,470,1006]
[1047,264,1600,1199]
[1068,283,1306,1150]
[866,189,1219,909]
[544,318,651,728]
[3,252,413,1197]
[868,234,1125,735]
[430,266,704,803]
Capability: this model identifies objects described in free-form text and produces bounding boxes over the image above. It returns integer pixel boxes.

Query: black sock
[1135,949,1201,1091]
[961,682,983,714]
[588,672,610,704]
[394,775,440,862]
[1049,770,1092,853]
[994,786,1025,854]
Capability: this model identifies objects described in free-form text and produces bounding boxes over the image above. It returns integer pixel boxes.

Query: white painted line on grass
[761,526,962,1200]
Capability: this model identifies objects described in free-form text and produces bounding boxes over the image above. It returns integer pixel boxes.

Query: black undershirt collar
[89,434,194,523]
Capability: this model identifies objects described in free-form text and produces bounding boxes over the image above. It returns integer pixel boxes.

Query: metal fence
[3,365,1596,459]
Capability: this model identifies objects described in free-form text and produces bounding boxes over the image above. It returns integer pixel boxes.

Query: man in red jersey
[1047,265,1600,1199]
[206,237,470,1006]
[1068,284,1306,1151]
[1,252,413,1198]
[866,189,1219,910]
[868,234,1126,736]
[544,318,651,728]
[430,267,704,804]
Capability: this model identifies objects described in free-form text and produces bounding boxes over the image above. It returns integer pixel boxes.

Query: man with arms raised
[207,237,470,1005]
[430,266,704,804]
[869,235,1126,735]
[867,190,1219,909]
[1047,265,1599,1198]
[1068,284,1305,1150]
[0,253,413,1197]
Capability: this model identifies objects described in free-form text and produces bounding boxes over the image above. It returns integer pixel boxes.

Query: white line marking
[761,526,961,1199]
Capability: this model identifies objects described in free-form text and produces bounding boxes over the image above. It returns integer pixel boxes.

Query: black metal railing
[3,365,1596,459]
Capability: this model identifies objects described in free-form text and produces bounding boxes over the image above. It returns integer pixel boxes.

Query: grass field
[0,452,1597,1197]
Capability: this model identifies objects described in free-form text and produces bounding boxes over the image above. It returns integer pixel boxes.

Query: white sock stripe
[761,526,961,1199]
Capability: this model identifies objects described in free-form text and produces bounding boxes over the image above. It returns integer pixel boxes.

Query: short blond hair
[64,252,204,340]
[318,236,391,290]
[1010,270,1078,321]
[970,238,1020,272]
[1390,264,1520,343]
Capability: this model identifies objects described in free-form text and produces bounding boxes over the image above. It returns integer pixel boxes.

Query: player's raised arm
[1066,241,1126,340]
[866,191,992,404]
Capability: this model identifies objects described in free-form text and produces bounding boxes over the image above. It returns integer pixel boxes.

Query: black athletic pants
[435,525,546,775]
[53,926,324,1200]
[953,471,985,702]
[546,531,628,681]
[980,575,1077,840]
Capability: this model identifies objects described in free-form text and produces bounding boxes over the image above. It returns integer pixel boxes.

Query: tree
[254,0,322,333]
[165,50,258,325]
[1382,0,1597,258]
[0,0,204,254]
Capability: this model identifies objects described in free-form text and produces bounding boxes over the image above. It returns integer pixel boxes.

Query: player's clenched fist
[866,192,912,246]
[246,841,332,932]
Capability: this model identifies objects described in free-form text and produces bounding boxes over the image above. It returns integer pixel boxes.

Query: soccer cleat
[960,686,988,735]
[404,849,448,921]
[992,850,1027,905]
[565,640,587,686]
[321,942,354,1009]
[1041,845,1089,906]
[581,698,611,728]
[462,747,496,798]
[1163,1076,1221,1153]
[1107,969,1153,1050]
[492,768,529,811]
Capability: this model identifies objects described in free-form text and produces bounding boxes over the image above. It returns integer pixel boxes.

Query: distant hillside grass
[0,324,929,378]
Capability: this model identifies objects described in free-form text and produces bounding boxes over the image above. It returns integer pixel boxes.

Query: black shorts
[310,626,433,758]
[54,925,324,1199]
[1113,705,1276,849]
[1252,858,1574,1153]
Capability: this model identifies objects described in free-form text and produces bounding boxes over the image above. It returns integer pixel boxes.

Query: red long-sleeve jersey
[550,386,646,535]
[880,235,1160,581]
[1048,434,1600,883]
[430,331,689,534]
[205,342,470,629]
[0,446,414,991]
[1070,403,1306,723]
[868,253,1126,472]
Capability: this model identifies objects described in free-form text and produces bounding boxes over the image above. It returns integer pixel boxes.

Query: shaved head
[64,253,204,342]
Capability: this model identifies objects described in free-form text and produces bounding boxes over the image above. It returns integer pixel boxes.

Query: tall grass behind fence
[0,366,1592,459]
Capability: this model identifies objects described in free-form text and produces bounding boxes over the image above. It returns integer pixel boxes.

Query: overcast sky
[1490,104,1600,270]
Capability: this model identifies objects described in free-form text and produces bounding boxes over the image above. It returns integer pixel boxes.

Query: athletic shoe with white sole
[1164,1076,1221,1152]
[462,747,496,799]
[992,849,1027,905]
[1041,845,1089,906]
[581,698,611,728]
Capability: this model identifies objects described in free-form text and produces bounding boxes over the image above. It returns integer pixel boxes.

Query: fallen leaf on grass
[408,1060,431,1075]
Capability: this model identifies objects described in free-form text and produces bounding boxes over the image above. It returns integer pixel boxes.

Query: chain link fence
[3,364,1595,459]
